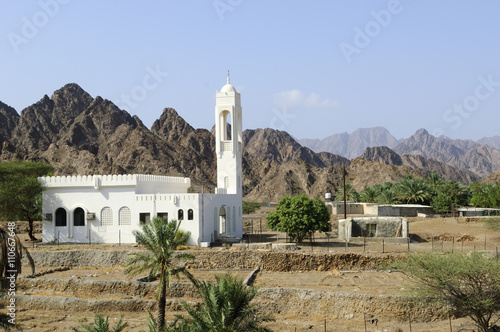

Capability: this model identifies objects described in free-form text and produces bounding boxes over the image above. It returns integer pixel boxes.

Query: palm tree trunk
[28,217,37,241]
[157,276,167,331]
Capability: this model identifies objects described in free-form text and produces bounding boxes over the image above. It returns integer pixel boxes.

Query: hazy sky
[1,1,499,141]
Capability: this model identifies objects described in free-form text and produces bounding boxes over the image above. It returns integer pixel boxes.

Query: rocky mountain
[360,146,479,184]
[478,135,500,150]
[348,158,422,190]
[0,84,356,200]
[484,170,500,184]
[243,128,349,168]
[299,127,401,159]
[1,84,497,202]
[393,129,500,178]
[360,146,403,166]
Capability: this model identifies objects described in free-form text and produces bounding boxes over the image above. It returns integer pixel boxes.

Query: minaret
[215,73,242,196]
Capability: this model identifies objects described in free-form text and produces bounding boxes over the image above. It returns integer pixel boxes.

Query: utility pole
[343,165,347,220]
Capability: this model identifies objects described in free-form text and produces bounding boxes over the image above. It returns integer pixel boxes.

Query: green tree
[430,192,453,213]
[266,195,330,243]
[394,176,432,204]
[334,183,359,202]
[71,314,128,332]
[376,189,397,204]
[471,182,500,208]
[170,274,273,332]
[0,160,54,240]
[359,187,379,203]
[426,173,445,194]
[242,201,260,214]
[125,218,194,331]
[392,252,500,332]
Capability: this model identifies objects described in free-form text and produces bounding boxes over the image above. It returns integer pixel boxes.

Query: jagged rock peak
[361,146,403,166]
[151,108,195,140]
[0,101,19,117]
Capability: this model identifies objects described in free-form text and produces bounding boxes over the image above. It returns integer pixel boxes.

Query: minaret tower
[215,72,242,196]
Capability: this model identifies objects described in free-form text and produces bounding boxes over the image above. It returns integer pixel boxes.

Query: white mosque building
[40,76,243,246]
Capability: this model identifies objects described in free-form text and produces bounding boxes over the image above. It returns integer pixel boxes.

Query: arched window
[119,207,131,225]
[233,206,236,233]
[178,209,184,221]
[74,208,85,226]
[101,207,113,226]
[188,209,194,220]
[222,110,232,141]
[55,208,67,227]
[224,176,229,189]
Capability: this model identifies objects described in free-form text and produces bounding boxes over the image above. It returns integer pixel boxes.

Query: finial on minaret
[227,70,230,84]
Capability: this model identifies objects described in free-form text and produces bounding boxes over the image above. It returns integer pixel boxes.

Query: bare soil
[3,216,500,331]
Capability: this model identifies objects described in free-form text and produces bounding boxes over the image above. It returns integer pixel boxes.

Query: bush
[242,201,260,214]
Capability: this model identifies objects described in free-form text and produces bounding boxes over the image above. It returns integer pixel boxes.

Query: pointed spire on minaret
[227,70,230,84]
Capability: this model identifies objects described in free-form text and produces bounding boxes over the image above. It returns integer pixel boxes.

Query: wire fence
[242,218,500,257]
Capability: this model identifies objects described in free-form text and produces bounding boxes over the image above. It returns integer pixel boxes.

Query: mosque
[40,76,243,246]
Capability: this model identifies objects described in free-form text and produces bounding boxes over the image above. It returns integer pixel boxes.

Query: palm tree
[125,218,194,331]
[377,189,397,204]
[0,227,35,286]
[335,183,359,202]
[172,273,274,332]
[71,314,128,332]
[394,177,432,204]
[426,173,444,194]
[359,187,378,203]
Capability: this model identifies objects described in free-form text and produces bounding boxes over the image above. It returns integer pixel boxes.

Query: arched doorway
[219,206,226,234]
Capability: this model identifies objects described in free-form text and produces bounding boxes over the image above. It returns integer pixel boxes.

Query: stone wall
[25,249,390,272]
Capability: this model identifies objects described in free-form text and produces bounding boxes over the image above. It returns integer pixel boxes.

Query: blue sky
[1,1,499,141]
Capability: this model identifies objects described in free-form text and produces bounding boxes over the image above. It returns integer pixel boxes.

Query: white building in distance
[40,76,243,246]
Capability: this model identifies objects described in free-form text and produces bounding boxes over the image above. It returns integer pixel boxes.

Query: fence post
[345,238,348,252]
[89,229,91,245]
[363,237,366,252]
[119,229,121,246]
[484,236,487,251]
[58,231,60,246]
[382,239,385,254]
[407,236,410,252]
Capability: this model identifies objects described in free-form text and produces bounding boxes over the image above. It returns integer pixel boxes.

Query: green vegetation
[0,160,54,240]
[166,274,273,332]
[266,194,330,243]
[392,252,500,332]
[242,201,260,214]
[334,183,359,202]
[336,173,500,213]
[71,314,128,332]
[125,218,194,331]
[394,175,432,204]
[470,182,500,208]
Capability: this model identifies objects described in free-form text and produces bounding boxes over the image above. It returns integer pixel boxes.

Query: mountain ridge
[1,83,497,201]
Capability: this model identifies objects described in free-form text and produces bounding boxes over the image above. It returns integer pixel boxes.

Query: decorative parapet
[39,174,191,189]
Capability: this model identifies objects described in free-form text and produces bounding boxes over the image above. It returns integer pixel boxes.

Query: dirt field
[3,216,500,331]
